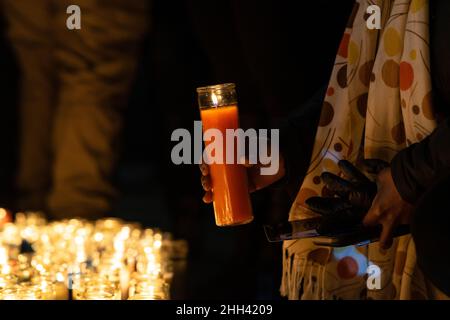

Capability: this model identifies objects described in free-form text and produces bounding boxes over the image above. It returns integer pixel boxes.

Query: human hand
[305,159,388,234]
[363,167,414,249]
[199,156,285,204]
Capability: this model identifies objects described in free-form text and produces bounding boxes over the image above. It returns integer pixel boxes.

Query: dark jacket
[391,0,450,204]
[393,1,450,296]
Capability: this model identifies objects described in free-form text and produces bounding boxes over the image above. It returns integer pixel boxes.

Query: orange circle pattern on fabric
[337,256,359,279]
[400,61,414,91]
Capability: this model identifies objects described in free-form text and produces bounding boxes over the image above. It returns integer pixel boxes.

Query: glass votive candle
[81,277,119,300]
[128,278,169,300]
[96,262,123,300]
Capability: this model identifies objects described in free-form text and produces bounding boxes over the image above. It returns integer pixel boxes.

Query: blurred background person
[0,0,148,219]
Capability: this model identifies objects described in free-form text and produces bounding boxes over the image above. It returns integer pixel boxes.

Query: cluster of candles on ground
[0,211,186,300]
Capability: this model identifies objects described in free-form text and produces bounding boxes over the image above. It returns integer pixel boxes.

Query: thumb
[363,198,382,226]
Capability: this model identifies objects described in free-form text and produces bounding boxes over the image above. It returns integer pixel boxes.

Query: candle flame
[211,92,218,106]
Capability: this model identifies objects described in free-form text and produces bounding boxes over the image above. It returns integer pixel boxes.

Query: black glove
[306,159,389,234]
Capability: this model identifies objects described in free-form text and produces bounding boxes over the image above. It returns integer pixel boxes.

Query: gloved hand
[305,159,389,234]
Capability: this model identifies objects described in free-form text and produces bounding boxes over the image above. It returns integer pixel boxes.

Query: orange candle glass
[197,83,253,226]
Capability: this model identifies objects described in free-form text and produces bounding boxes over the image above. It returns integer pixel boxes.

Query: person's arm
[390,118,450,204]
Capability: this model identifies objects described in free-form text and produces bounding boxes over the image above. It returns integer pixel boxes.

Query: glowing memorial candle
[197,83,253,226]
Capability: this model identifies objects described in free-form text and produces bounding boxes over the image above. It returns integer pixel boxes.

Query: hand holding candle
[197,83,285,226]
[200,154,286,203]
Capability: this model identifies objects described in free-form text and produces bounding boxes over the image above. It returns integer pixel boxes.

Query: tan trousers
[1,0,149,218]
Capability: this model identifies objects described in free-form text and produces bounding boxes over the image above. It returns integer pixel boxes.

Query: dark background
[0,0,353,299]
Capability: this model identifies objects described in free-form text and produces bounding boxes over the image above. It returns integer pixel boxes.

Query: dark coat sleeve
[391,118,450,204]
[390,0,450,204]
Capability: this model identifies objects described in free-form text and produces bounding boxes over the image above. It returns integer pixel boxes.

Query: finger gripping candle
[197,83,254,226]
